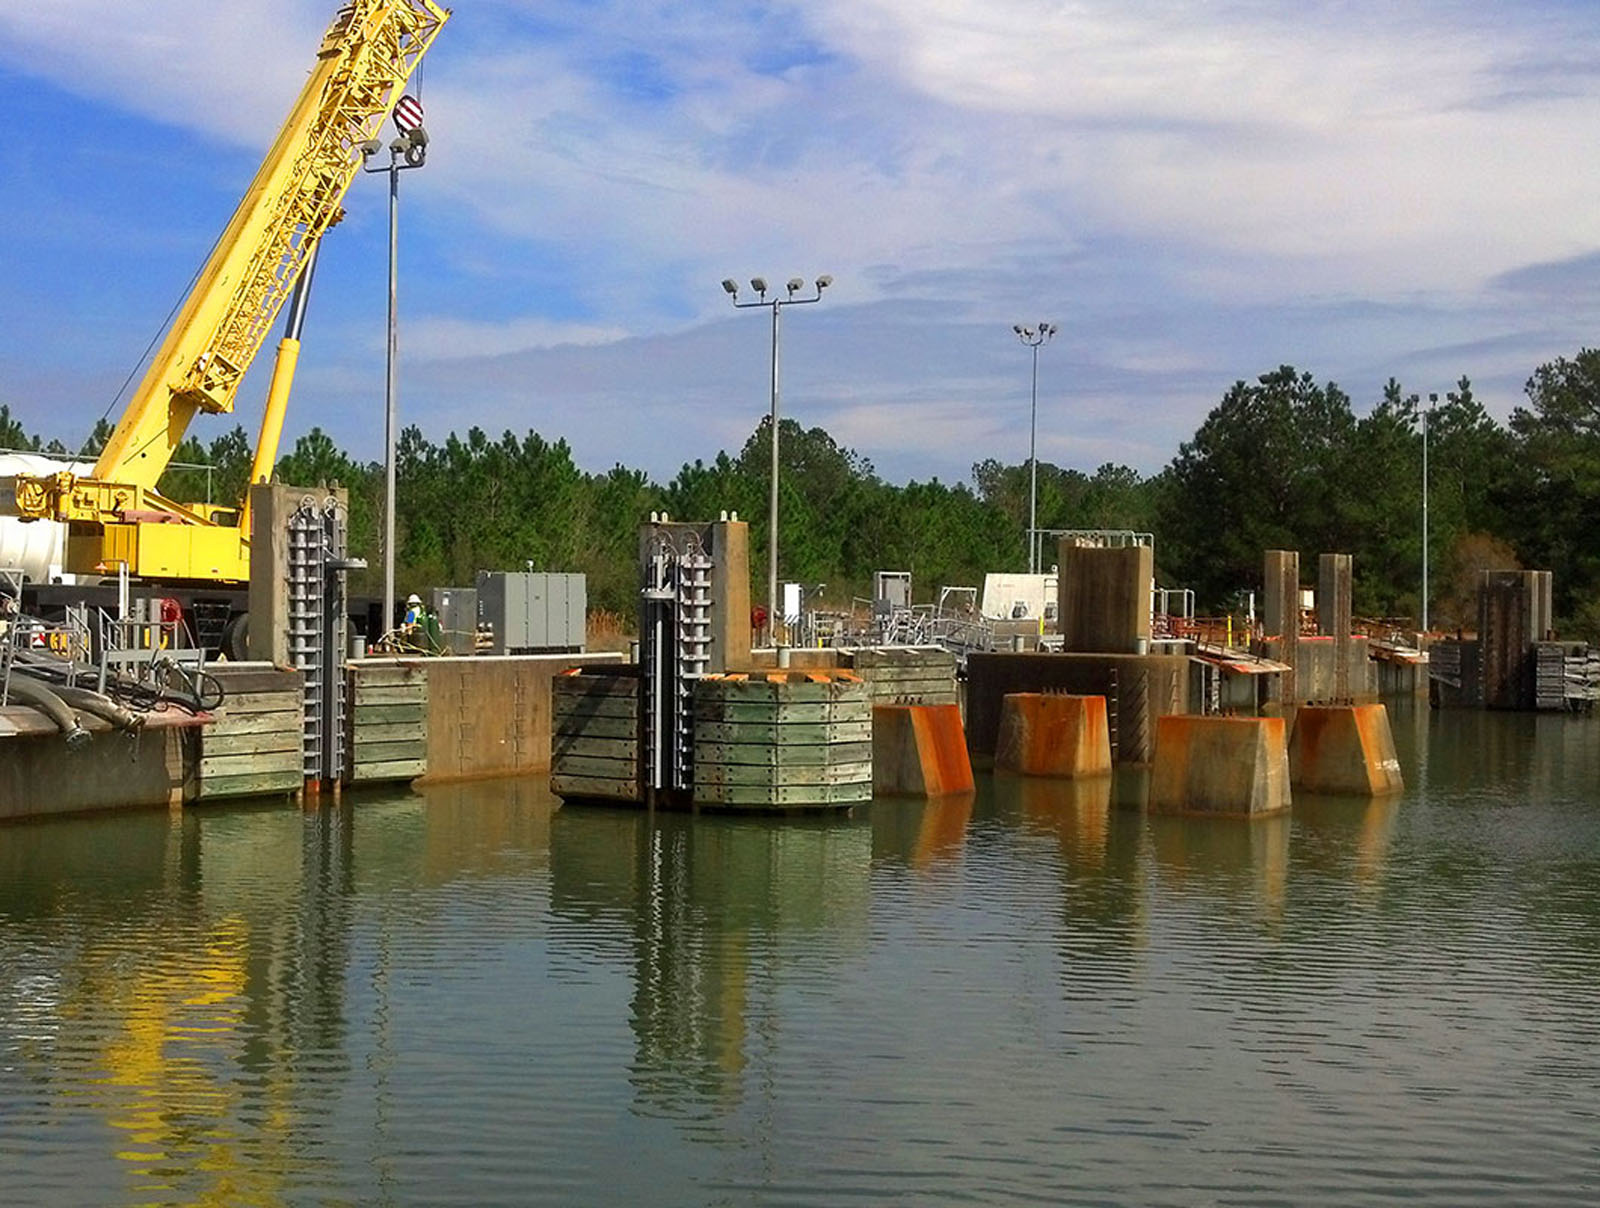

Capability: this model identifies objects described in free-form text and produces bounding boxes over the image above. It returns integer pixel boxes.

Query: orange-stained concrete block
[1289,704,1404,796]
[1149,715,1290,817]
[994,693,1112,778]
[872,704,975,797]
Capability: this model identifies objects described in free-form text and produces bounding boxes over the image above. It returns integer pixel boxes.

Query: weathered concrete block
[1288,704,1403,796]
[1058,544,1153,654]
[1149,715,1290,817]
[995,693,1113,778]
[872,703,974,797]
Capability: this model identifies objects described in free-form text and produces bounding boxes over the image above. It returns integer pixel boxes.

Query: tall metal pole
[768,299,781,645]
[1013,323,1055,575]
[722,276,832,646]
[383,159,399,635]
[1422,395,1433,635]
[1028,341,1039,575]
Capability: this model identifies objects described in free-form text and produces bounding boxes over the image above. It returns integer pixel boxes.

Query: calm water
[3,703,1599,1206]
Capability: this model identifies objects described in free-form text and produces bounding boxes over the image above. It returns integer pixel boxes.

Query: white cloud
[4,0,1600,484]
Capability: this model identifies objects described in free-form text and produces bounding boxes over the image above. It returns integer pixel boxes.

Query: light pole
[361,101,431,635]
[1013,322,1056,574]
[722,275,833,645]
[1422,391,1437,634]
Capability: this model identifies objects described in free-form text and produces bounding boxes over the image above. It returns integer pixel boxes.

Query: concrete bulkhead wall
[966,652,1192,766]
[1261,635,1377,704]
[414,653,626,784]
[0,712,197,819]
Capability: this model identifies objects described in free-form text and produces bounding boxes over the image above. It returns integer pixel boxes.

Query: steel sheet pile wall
[693,672,872,810]
[345,661,427,783]
[198,663,303,800]
[840,647,958,705]
[550,669,642,802]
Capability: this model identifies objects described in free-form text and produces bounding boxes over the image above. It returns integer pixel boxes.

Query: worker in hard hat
[403,593,424,631]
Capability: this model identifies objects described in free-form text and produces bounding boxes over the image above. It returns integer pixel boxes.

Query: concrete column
[1288,704,1403,795]
[1263,549,1299,704]
[247,482,346,666]
[1057,543,1154,654]
[709,519,751,673]
[1317,553,1353,701]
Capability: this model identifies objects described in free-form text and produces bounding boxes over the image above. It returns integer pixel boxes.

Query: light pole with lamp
[361,95,431,637]
[1422,391,1437,635]
[721,275,833,645]
[1013,322,1057,574]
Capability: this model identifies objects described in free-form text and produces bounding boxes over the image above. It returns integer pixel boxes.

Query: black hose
[7,675,91,750]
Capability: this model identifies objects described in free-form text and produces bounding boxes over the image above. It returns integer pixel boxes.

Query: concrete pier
[994,693,1112,779]
[872,703,974,797]
[1288,704,1404,796]
[1149,715,1290,817]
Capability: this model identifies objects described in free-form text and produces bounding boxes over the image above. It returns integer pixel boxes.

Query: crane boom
[8,0,448,583]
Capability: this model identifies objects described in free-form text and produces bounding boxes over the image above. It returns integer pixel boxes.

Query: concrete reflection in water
[869,793,974,869]
[549,805,871,1123]
[3,710,1600,1205]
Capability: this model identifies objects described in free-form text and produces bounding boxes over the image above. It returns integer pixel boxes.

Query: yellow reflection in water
[92,916,264,1201]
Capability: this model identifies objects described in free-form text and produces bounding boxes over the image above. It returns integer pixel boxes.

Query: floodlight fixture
[722,278,738,296]
[786,277,805,294]
[750,277,768,294]
[815,275,833,290]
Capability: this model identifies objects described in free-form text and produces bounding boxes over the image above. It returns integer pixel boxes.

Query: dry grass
[586,609,635,653]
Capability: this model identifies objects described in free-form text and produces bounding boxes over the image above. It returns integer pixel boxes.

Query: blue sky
[2,0,1599,487]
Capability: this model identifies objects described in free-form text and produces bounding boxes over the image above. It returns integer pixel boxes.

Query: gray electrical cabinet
[431,587,479,654]
[475,571,586,654]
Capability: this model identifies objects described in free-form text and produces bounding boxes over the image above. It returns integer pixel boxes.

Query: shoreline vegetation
[7,350,1600,637]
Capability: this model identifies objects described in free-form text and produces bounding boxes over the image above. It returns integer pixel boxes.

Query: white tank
[0,453,93,584]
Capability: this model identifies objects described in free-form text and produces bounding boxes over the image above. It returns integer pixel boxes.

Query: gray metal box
[431,587,479,655]
[475,571,586,654]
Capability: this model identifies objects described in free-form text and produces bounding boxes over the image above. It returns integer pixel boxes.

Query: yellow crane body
[10,0,448,583]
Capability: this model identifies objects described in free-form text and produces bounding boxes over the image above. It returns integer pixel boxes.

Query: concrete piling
[995,693,1113,779]
[1288,704,1403,796]
[1149,714,1291,817]
[872,703,974,797]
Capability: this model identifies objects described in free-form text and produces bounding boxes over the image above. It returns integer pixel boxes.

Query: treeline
[6,346,1600,636]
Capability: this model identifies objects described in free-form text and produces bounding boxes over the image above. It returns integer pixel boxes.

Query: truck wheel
[222,613,249,661]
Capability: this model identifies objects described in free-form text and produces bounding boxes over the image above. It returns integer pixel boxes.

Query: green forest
[7,347,1600,637]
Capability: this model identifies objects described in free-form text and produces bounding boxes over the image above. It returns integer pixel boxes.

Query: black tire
[222,612,250,661]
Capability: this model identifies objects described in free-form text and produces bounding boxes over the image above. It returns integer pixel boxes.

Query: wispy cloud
[2,0,1599,486]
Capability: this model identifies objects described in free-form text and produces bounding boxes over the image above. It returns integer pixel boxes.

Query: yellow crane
[7,0,449,584]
